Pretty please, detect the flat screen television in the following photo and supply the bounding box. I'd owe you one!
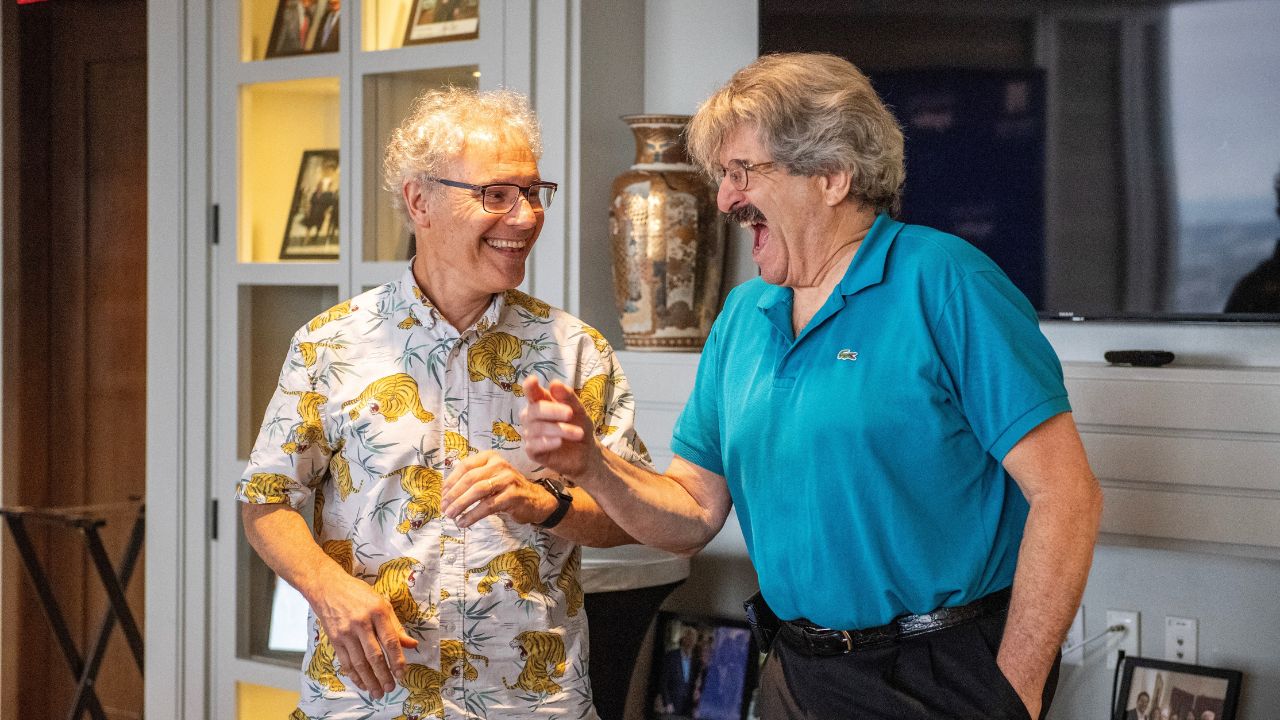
[759,0,1280,321]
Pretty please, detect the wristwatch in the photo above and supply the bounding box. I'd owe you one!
[533,477,573,529]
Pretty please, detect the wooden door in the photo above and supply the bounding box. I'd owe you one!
[2,1,147,718]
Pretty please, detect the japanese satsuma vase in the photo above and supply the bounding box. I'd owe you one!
[608,114,726,351]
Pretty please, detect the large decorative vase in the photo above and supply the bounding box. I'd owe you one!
[609,114,726,351]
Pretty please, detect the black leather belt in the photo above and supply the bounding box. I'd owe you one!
[779,587,1012,656]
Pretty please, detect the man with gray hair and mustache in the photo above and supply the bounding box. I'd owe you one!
[520,52,1102,719]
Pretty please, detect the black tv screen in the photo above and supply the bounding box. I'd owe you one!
[759,0,1280,321]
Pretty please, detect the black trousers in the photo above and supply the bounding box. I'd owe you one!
[758,609,1061,720]
[584,581,684,720]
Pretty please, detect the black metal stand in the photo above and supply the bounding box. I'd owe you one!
[0,500,145,720]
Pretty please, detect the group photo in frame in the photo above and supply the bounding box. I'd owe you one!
[266,0,341,58]
[648,612,761,720]
[403,0,480,46]
[280,149,340,261]
[1113,656,1243,720]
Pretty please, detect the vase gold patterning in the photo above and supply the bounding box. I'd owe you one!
[608,114,726,351]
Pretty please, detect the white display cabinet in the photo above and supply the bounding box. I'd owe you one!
[166,1,649,716]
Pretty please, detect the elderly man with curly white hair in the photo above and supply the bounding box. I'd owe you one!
[238,87,651,720]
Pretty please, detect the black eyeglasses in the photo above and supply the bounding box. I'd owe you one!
[713,159,778,191]
[427,177,558,214]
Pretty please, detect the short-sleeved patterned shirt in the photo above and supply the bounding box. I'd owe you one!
[236,266,651,720]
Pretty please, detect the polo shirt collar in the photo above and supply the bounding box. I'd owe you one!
[755,212,903,315]
[837,212,901,296]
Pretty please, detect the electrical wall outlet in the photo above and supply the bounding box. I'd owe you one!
[1106,609,1140,669]
[1165,616,1198,663]
[1062,606,1085,665]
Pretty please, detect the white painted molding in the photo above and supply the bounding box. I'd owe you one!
[1064,362,1280,557]
[148,0,193,717]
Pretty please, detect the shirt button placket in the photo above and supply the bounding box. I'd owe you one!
[444,332,468,710]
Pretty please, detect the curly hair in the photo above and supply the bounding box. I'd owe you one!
[686,52,905,215]
[383,86,543,226]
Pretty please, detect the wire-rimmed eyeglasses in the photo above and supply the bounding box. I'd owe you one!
[427,177,559,214]
[713,159,778,191]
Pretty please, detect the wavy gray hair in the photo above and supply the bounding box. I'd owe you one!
[383,86,543,226]
[686,52,905,216]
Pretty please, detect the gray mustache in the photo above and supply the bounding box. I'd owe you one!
[726,205,766,226]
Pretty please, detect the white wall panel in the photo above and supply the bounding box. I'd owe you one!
[1065,363,1280,556]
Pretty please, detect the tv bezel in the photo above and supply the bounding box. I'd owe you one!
[757,1,1280,325]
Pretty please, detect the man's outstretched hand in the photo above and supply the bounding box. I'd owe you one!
[519,376,599,479]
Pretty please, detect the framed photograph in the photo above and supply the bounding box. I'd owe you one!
[402,0,480,46]
[1113,656,1242,720]
[648,612,762,720]
[266,0,340,58]
[280,150,340,261]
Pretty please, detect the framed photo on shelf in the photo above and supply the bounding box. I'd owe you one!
[1113,656,1242,720]
[280,150,340,261]
[265,0,340,58]
[402,0,480,46]
[648,612,761,720]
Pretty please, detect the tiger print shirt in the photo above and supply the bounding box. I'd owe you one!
[236,266,652,720]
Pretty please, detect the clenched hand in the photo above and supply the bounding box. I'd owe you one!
[440,450,557,527]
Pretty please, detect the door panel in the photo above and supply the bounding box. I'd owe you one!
[4,1,146,718]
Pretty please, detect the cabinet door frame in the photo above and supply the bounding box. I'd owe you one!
[147,0,213,717]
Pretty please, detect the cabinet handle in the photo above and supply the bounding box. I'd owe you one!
[208,203,220,246]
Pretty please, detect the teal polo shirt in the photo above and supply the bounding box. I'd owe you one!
[671,213,1070,630]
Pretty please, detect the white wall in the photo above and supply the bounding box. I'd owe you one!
[570,1,647,343]
[637,3,1280,719]
[644,1,757,115]
[644,0,761,296]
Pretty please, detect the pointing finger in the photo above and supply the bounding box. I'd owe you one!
[522,375,551,401]
[547,380,579,405]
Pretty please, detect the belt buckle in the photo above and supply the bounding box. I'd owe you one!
[840,630,854,653]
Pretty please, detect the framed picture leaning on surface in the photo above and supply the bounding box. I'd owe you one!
[648,612,761,720]
[1113,656,1242,720]
[402,0,480,46]
[266,0,340,57]
[280,150,340,261]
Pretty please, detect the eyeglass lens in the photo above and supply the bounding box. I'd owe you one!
[716,162,754,191]
[481,184,557,213]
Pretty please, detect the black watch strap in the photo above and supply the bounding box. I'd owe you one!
[535,478,573,529]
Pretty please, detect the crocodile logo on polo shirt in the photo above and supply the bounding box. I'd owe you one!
[836,349,858,361]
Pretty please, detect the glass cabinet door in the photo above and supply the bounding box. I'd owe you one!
[361,64,479,263]
[240,77,342,263]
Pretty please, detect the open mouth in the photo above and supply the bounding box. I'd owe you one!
[751,223,769,258]
[726,205,768,259]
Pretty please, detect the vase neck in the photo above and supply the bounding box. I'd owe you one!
[629,121,691,166]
